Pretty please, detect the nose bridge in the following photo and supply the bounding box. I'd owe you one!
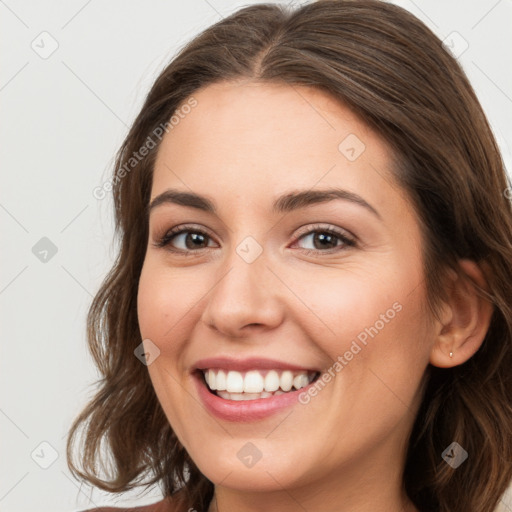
[200,234,284,335]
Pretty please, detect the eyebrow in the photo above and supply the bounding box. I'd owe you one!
[148,187,381,219]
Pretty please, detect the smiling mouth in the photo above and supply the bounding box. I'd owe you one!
[198,368,321,401]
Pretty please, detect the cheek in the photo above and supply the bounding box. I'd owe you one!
[299,254,431,401]
[137,261,200,343]
[137,263,165,341]
[136,262,199,438]
[137,264,188,379]
[286,259,416,351]
[332,279,431,433]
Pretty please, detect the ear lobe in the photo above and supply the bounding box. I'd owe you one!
[429,259,494,369]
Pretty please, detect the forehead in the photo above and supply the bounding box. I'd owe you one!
[158,80,378,158]
[151,80,407,221]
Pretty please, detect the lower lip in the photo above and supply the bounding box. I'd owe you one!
[193,372,317,422]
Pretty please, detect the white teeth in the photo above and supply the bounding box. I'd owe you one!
[217,391,264,401]
[216,370,226,391]
[264,370,280,392]
[293,373,309,389]
[243,371,264,393]
[202,368,317,397]
[207,369,216,390]
[280,370,293,392]
[216,390,282,401]
[226,371,244,393]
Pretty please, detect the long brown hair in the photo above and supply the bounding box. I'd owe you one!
[66,1,512,511]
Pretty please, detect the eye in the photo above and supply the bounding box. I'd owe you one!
[291,224,356,254]
[153,224,217,256]
[153,223,356,256]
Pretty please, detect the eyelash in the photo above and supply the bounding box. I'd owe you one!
[153,223,357,257]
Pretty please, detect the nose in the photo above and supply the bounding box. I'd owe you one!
[200,249,285,338]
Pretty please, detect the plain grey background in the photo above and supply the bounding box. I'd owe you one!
[1,1,511,511]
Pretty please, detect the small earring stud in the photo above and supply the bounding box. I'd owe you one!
[449,351,453,358]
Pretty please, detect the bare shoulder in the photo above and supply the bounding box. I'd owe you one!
[79,496,183,512]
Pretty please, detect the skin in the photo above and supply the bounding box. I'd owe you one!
[137,80,493,512]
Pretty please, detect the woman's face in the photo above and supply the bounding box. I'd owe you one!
[137,80,435,500]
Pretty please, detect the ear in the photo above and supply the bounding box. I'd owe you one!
[429,259,494,368]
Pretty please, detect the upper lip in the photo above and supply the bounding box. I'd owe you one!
[192,357,320,373]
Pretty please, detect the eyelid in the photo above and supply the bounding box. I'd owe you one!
[292,222,356,242]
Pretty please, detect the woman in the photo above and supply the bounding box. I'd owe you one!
[67,1,512,511]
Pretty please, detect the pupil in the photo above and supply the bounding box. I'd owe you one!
[186,232,206,249]
[315,232,336,249]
